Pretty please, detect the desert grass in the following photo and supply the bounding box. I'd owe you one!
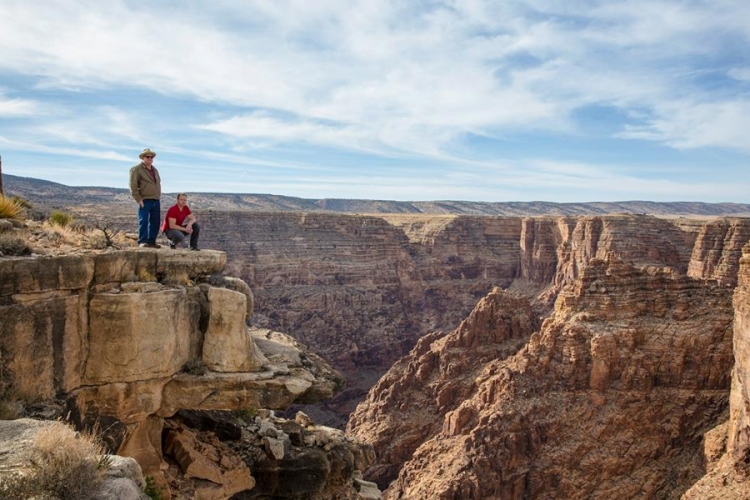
[48,210,74,227]
[0,421,110,500]
[34,220,134,250]
[0,194,24,220]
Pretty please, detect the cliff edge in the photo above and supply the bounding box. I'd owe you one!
[0,232,376,499]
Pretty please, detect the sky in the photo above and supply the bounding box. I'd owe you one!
[0,0,749,203]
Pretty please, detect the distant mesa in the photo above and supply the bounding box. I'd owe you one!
[4,173,750,216]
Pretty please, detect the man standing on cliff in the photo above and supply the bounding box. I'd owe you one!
[129,148,162,248]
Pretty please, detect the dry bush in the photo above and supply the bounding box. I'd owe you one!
[0,233,31,256]
[0,422,109,500]
[37,219,133,251]
[0,194,24,220]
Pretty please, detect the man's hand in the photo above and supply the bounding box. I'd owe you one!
[139,200,144,208]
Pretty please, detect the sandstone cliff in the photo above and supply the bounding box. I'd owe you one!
[192,214,750,425]
[681,242,750,499]
[349,258,735,498]
[0,245,375,499]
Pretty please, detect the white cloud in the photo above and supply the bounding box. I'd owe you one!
[618,99,750,151]
[0,94,38,116]
[0,0,749,201]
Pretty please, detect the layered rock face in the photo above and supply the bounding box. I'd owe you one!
[349,258,736,498]
[681,242,750,498]
[196,214,750,421]
[0,248,374,499]
[209,212,524,376]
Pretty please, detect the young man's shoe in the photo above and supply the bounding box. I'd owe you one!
[169,242,176,249]
[146,243,161,249]
[189,246,200,251]
[139,243,148,248]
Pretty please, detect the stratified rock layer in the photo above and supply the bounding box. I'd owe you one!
[350,258,735,499]
[681,242,750,499]
[200,214,750,411]
[0,248,346,493]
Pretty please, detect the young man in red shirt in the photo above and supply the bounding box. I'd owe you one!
[162,193,201,250]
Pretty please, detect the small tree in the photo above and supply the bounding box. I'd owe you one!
[0,155,4,196]
[94,221,119,248]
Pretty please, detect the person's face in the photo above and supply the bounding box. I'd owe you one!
[177,195,187,207]
[142,154,154,166]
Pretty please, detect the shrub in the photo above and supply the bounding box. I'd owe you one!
[233,407,257,422]
[0,233,31,256]
[49,210,74,227]
[0,422,109,500]
[144,475,167,500]
[0,194,24,220]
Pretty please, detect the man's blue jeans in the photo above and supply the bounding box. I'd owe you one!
[138,199,161,244]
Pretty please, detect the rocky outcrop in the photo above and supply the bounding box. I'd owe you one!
[681,242,750,498]
[687,218,750,287]
[347,289,540,487]
[349,258,735,498]
[192,213,750,424]
[0,248,372,499]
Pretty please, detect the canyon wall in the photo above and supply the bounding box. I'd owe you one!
[681,242,750,498]
[349,259,736,498]
[0,247,374,499]
[194,213,750,422]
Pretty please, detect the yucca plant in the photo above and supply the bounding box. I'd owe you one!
[0,194,24,220]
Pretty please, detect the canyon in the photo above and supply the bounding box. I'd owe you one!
[197,212,750,426]
[5,175,750,498]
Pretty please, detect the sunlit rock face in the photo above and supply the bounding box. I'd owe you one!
[349,257,736,499]
[682,242,750,499]
[199,213,749,420]
[0,249,342,480]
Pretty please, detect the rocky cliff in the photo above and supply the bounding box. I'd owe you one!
[194,213,750,424]
[681,242,750,498]
[349,258,736,498]
[0,244,376,499]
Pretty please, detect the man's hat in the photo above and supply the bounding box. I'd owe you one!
[139,148,157,159]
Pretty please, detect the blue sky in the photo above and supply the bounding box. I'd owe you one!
[0,0,749,202]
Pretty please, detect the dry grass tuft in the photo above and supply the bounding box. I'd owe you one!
[0,421,109,500]
[32,220,132,251]
[0,194,24,220]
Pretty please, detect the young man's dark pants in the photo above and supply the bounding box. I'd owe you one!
[165,222,200,249]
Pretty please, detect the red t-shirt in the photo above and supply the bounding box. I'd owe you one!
[162,204,192,232]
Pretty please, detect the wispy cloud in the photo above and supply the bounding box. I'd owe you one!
[0,92,39,116]
[0,0,748,201]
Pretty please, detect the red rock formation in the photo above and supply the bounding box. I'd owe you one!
[688,218,750,287]
[197,213,750,427]
[347,289,540,487]
[350,258,735,498]
[681,242,750,498]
